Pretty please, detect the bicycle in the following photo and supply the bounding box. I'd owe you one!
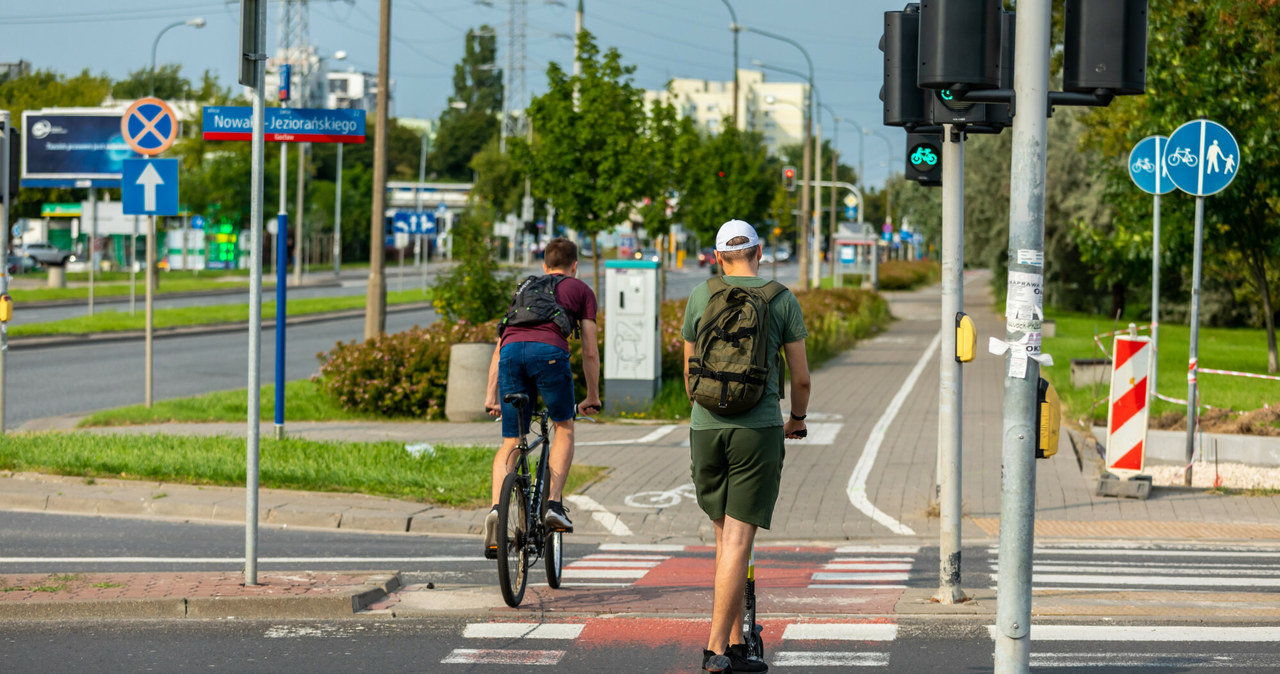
[493,392,591,608]
[1167,147,1197,167]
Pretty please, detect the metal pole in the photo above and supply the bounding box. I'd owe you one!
[333,142,342,276]
[275,139,288,440]
[1150,191,1160,404]
[0,110,9,434]
[936,124,965,604]
[131,216,138,314]
[245,0,268,587]
[145,215,155,407]
[1185,196,1204,486]
[828,132,838,282]
[364,0,391,339]
[811,118,822,288]
[718,0,738,126]
[994,2,1050,672]
[293,141,306,287]
[416,132,427,291]
[798,100,811,290]
[88,188,96,316]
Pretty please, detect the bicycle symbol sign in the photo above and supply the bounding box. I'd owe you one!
[1164,119,1240,197]
[910,144,938,168]
[1128,135,1172,195]
[121,97,178,156]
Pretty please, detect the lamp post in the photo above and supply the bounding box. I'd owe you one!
[324,51,348,278]
[718,0,739,126]
[736,24,814,288]
[865,128,895,243]
[150,17,205,96]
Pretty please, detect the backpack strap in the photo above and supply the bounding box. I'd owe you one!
[756,280,790,399]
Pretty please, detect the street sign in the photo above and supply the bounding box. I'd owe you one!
[1128,135,1173,196]
[845,205,856,220]
[21,109,136,187]
[121,158,179,215]
[843,193,857,208]
[1165,119,1240,197]
[202,106,366,144]
[122,98,178,157]
[191,214,206,230]
[392,210,436,235]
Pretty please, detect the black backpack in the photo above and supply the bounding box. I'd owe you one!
[687,277,787,415]
[498,275,580,339]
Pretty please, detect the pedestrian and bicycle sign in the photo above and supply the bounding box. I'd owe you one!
[1165,119,1240,197]
[122,97,179,156]
[1127,135,1173,196]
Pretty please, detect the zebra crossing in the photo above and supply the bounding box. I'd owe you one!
[997,625,1280,670]
[808,544,918,590]
[558,542,681,587]
[984,542,1280,592]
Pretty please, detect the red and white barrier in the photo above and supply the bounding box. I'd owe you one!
[1105,335,1152,478]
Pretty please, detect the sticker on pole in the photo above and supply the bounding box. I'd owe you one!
[1105,335,1152,479]
[1128,135,1173,196]
[121,97,179,156]
[1164,119,1240,197]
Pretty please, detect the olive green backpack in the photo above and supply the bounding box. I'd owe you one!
[688,276,787,416]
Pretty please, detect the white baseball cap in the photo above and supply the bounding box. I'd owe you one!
[715,219,760,251]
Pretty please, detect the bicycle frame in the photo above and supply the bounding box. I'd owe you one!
[512,407,552,562]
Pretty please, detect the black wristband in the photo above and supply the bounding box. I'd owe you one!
[790,412,806,421]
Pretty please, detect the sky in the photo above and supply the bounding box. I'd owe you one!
[1,0,908,187]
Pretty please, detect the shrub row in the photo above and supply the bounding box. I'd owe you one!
[839,259,942,291]
[318,287,890,419]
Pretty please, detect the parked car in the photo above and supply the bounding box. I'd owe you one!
[634,248,660,263]
[19,242,75,267]
[7,253,37,274]
[697,247,715,267]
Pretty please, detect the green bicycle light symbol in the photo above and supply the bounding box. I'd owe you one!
[940,89,954,101]
[911,146,938,167]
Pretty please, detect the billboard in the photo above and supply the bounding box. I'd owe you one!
[22,108,138,187]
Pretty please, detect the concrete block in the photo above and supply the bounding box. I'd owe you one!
[148,499,220,520]
[0,492,49,511]
[1096,472,1152,499]
[1041,319,1056,338]
[1070,358,1111,389]
[267,505,344,529]
[339,508,412,532]
[446,342,495,422]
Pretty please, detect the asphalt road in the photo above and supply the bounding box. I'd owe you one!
[5,262,802,429]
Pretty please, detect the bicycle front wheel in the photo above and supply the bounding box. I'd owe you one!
[545,530,563,588]
[496,471,529,608]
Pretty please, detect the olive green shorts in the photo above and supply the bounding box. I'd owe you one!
[689,426,786,530]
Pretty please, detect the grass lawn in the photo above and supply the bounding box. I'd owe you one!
[11,288,432,337]
[0,432,604,508]
[9,277,258,302]
[78,379,380,427]
[1042,312,1280,426]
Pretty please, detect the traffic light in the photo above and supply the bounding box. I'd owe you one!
[880,4,928,129]
[917,0,1002,90]
[1063,0,1148,95]
[930,88,986,125]
[782,165,796,191]
[906,132,942,186]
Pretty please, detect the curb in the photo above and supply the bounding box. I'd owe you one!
[0,572,401,621]
[6,302,436,350]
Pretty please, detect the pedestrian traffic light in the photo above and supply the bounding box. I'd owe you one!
[782,165,797,191]
[880,4,928,129]
[917,0,1002,90]
[905,132,942,186]
[1063,0,1148,95]
[955,312,976,363]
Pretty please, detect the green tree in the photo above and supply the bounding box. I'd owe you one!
[431,27,502,181]
[1083,0,1280,371]
[678,120,775,244]
[470,136,523,216]
[515,31,650,289]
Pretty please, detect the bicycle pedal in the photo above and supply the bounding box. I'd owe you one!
[484,546,497,560]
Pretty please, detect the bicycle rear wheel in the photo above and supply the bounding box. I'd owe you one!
[496,472,529,607]
[544,530,563,588]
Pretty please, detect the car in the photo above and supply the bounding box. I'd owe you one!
[634,248,660,263]
[697,247,715,267]
[7,253,37,274]
[19,242,75,267]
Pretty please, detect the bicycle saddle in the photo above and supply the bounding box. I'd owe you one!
[503,393,530,408]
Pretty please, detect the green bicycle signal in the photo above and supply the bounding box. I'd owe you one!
[911,145,938,167]
[940,89,954,101]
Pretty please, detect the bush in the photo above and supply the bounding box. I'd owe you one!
[431,207,517,324]
[876,259,941,290]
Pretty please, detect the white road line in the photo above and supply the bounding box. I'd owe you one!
[834,545,920,555]
[829,557,916,563]
[773,652,890,667]
[823,562,913,571]
[559,582,635,588]
[440,649,564,665]
[811,572,910,582]
[565,560,661,568]
[561,568,649,579]
[578,554,671,561]
[986,625,1280,642]
[0,556,486,564]
[988,573,1280,588]
[807,584,907,589]
[598,543,686,552]
[782,623,898,641]
[985,545,1280,557]
[845,332,939,536]
[565,494,634,537]
[462,623,584,640]
[577,424,678,446]
[1029,653,1268,668]
[1008,564,1280,576]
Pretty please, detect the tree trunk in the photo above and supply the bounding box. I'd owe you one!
[1244,249,1279,373]
[1109,281,1126,321]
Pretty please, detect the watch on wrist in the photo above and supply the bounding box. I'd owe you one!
[790,412,806,421]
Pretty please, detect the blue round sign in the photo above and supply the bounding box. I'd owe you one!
[1128,135,1173,196]
[191,215,205,230]
[1165,119,1241,197]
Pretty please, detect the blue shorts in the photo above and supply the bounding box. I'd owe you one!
[499,341,575,438]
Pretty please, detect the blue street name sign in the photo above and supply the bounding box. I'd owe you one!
[392,210,436,235]
[1128,135,1173,196]
[1165,119,1241,197]
[202,106,366,144]
[121,158,179,216]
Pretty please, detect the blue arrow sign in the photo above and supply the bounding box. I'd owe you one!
[1165,119,1241,197]
[191,214,205,230]
[392,210,436,234]
[121,158,179,216]
[1128,135,1173,195]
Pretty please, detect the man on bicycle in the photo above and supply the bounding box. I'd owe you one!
[683,220,810,673]
[483,237,601,559]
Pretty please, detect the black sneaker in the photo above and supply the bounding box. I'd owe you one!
[727,644,767,673]
[702,650,732,672]
[482,506,499,560]
[544,500,573,533]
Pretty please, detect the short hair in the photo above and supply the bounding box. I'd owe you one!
[544,237,578,270]
[719,236,760,263]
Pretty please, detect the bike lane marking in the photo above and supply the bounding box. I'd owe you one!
[564,493,634,536]
[845,331,941,536]
[576,424,678,446]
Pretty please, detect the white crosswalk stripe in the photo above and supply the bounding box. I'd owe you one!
[442,622,588,665]
[991,624,1280,669]
[774,621,898,668]
[985,543,1280,592]
[560,552,668,587]
[809,546,918,590]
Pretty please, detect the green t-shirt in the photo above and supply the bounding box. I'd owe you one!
[681,275,808,430]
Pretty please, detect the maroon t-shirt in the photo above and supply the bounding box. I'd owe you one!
[501,274,598,351]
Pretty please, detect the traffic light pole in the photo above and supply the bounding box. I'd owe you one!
[935,124,965,605]
[994,2,1051,672]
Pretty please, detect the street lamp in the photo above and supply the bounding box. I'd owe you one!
[865,128,896,225]
[718,0,739,126]
[150,17,205,97]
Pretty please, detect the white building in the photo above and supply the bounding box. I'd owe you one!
[258,47,392,114]
[645,69,808,157]
[326,69,384,113]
